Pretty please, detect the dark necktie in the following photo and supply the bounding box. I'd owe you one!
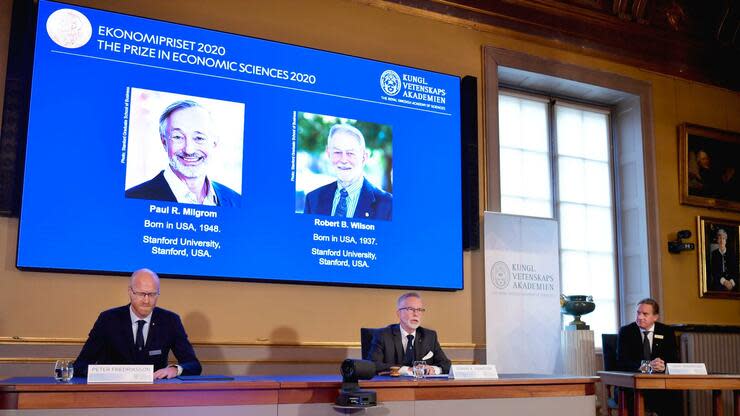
[404,334,415,366]
[135,320,146,351]
[642,331,651,360]
[334,189,349,217]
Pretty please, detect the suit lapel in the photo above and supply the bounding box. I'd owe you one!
[631,323,642,350]
[319,183,337,216]
[354,179,376,219]
[414,328,423,360]
[120,305,136,360]
[651,325,663,359]
[145,308,158,351]
[154,171,177,202]
[626,323,643,361]
[392,325,404,364]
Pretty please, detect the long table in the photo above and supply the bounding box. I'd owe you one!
[0,374,597,415]
[598,371,740,416]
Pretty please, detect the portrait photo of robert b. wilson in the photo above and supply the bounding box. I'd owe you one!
[294,112,393,221]
[124,88,244,207]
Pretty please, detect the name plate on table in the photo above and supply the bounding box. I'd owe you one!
[666,363,707,375]
[87,364,153,384]
[449,365,498,379]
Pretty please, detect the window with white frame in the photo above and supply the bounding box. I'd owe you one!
[498,91,618,347]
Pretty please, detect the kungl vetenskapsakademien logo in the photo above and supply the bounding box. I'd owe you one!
[46,8,93,49]
[490,261,511,289]
[379,70,401,96]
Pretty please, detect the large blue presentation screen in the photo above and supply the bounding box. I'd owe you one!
[17,0,463,289]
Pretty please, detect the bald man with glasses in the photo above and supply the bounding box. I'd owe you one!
[74,269,201,379]
[368,292,451,375]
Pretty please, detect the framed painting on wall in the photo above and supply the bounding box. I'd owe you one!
[697,216,740,299]
[679,123,740,212]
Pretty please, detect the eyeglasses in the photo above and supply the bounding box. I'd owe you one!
[330,148,360,160]
[398,307,426,313]
[168,133,212,145]
[130,288,160,299]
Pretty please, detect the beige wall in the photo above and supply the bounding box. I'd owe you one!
[0,0,737,350]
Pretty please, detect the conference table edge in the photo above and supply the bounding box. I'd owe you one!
[280,376,598,403]
[0,376,599,409]
[598,371,740,390]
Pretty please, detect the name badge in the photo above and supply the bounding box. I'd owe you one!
[666,363,707,375]
[88,364,153,384]
[449,365,498,379]
[149,349,162,356]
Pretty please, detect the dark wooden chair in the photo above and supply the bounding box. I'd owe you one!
[602,334,620,414]
[360,328,380,360]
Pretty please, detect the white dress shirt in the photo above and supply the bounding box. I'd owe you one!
[399,326,441,375]
[641,323,655,350]
[163,166,218,206]
[129,307,152,345]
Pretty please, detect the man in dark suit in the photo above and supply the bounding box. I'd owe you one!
[74,269,201,379]
[709,228,738,292]
[368,292,451,375]
[125,100,240,207]
[303,124,392,220]
[617,298,681,415]
[126,170,240,207]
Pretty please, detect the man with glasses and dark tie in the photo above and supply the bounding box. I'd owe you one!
[368,292,451,375]
[303,123,392,220]
[73,269,201,379]
[616,298,680,415]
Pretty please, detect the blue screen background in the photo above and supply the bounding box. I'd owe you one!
[17,0,463,290]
